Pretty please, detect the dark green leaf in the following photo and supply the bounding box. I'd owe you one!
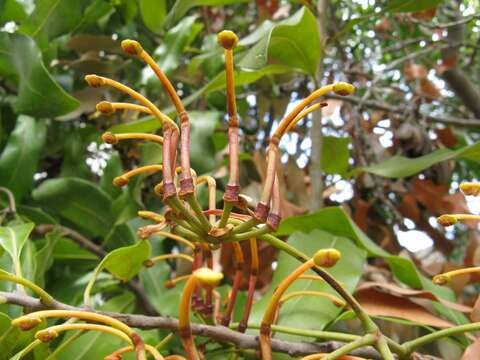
[0,116,46,201]
[354,141,480,178]
[32,177,114,237]
[0,0,27,26]
[19,0,89,41]
[384,0,442,13]
[34,228,62,286]
[1,33,79,117]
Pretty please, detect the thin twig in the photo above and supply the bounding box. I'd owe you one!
[1,290,382,358]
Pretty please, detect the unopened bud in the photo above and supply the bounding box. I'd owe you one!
[85,74,105,87]
[36,329,58,342]
[97,101,116,115]
[193,268,223,287]
[313,248,341,268]
[437,215,457,227]
[333,82,355,96]
[460,182,480,196]
[102,132,118,144]
[121,39,143,56]
[432,274,451,285]
[113,176,129,187]
[13,316,42,331]
[217,30,238,50]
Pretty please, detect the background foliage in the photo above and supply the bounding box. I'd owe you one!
[0,0,480,359]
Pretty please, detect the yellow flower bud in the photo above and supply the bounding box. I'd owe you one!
[121,39,143,56]
[432,274,451,285]
[36,328,59,342]
[217,30,239,50]
[85,74,105,87]
[460,182,480,196]
[313,248,341,268]
[113,176,129,187]
[97,101,116,115]
[193,267,223,287]
[12,316,42,331]
[333,82,355,96]
[437,215,457,227]
[102,132,118,144]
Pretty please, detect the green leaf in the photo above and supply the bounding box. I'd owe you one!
[0,223,34,277]
[53,237,98,261]
[239,7,321,75]
[354,141,480,178]
[100,151,123,198]
[19,0,89,42]
[165,0,249,25]
[154,15,202,75]
[83,240,151,305]
[0,0,27,26]
[250,229,366,340]
[139,0,167,33]
[32,177,114,237]
[34,229,62,286]
[189,111,220,173]
[322,136,350,175]
[277,207,467,325]
[0,33,79,117]
[0,116,46,201]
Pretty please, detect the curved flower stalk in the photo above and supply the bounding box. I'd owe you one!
[12,310,147,359]
[0,269,54,305]
[105,344,164,360]
[260,249,342,360]
[237,237,259,333]
[178,268,223,359]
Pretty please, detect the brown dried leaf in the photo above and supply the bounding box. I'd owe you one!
[356,287,454,328]
[419,78,442,99]
[410,7,437,20]
[404,63,428,81]
[398,194,421,222]
[435,127,457,148]
[357,281,472,313]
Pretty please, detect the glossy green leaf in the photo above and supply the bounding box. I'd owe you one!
[0,33,79,117]
[16,205,58,225]
[154,15,202,75]
[239,7,321,75]
[354,141,480,178]
[34,228,62,286]
[250,229,366,340]
[83,240,151,305]
[0,222,34,277]
[139,0,167,33]
[19,0,89,42]
[0,116,46,201]
[322,136,350,175]
[53,237,98,262]
[32,177,114,237]
[277,207,467,325]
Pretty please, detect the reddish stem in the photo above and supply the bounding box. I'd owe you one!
[220,242,245,326]
[204,248,214,319]
[238,238,259,333]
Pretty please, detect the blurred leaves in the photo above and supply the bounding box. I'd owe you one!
[0,33,79,117]
[0,222,34,276]
[32,177,114,237]
[0,116,46,201]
